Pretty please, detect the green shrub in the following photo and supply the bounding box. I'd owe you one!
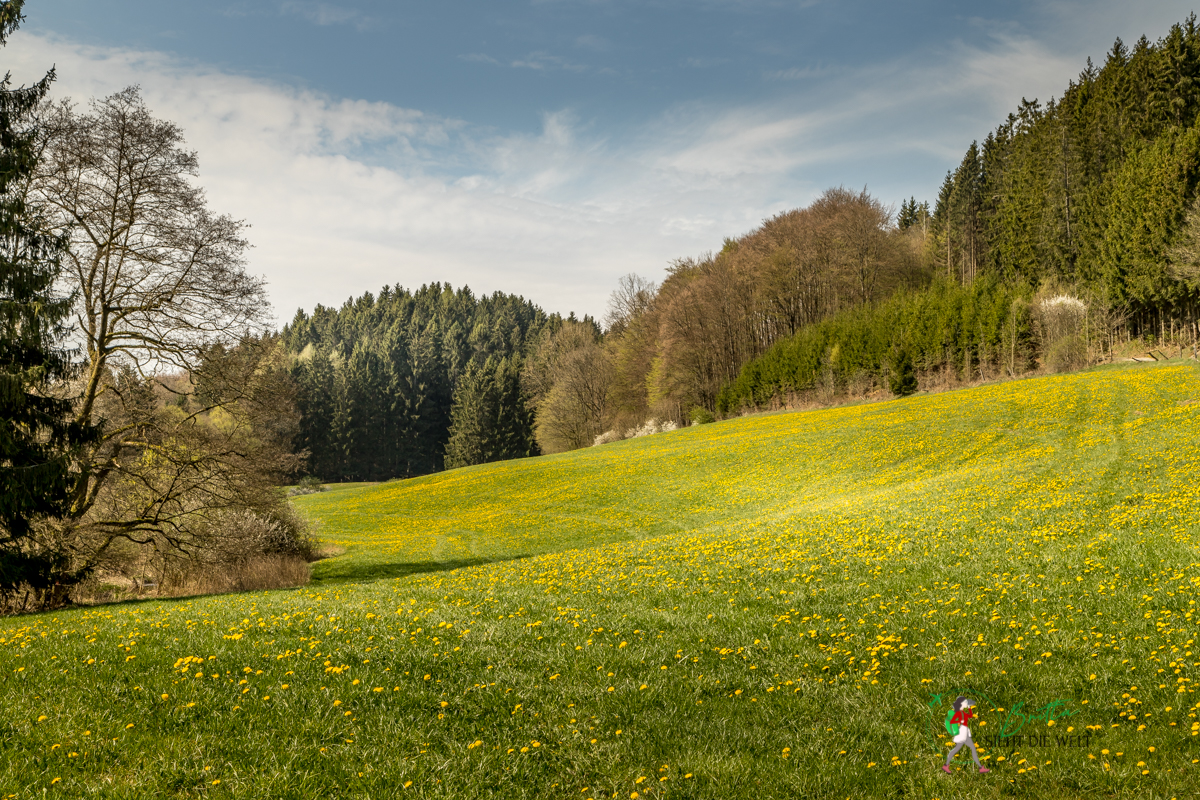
[289,476,325,496]
[1045,333,1087,373]
[889,349,918,397]
[718,277,1034,412]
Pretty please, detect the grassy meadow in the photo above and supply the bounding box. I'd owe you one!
[2,362,1199,798]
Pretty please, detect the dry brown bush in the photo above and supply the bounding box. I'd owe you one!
[61,507,315,606]
[156,554,311,598]
[71,554,310,605]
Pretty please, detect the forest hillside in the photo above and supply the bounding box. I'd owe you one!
[282,16,1200,483]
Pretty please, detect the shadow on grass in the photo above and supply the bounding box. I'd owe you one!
[310,553,532,585]
[37,555,532,614]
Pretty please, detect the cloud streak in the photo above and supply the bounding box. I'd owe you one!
[461,50,616,75]
[279,1,371,31]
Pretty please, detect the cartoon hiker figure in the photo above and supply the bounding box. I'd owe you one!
[942,696,990,774]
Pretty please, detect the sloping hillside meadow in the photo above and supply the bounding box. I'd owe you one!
[2,363,1199,799]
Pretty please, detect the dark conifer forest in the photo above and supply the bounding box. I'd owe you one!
[931,18,1200,323]
[282,284,570,481]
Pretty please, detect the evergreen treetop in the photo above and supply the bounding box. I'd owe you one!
[0,0,95,604]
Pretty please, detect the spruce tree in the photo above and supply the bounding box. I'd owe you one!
[444,358,494,469]
[292,347,338,481]
[445,355,538,470]
[0,0,92,603]
[409,320,452,475]
[888,348,918,397]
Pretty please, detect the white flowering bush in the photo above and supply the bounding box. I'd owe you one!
[593,418,680,446]
[628,418,679,438]
[1035,293,1088,373]
[593,429,624,446]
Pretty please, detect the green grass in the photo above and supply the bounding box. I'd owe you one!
[3,362,1200,799]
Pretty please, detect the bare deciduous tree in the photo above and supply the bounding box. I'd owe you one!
[603,274,659,427]
[818,187,895,305]
[652,254,758,415]
[34,87,266,399]
[17,87,303,596]
[523,321,611,453]
[604,273,656,335]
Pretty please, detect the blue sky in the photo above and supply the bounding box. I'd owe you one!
[9,1,1199,322]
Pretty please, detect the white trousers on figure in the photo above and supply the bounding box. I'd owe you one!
[946,726,981,767]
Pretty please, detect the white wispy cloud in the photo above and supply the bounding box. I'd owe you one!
[682,56,732,69]
[662,25,1081,182]
[763,64,835,81]
[510,51,592,73]
[574,34,612,52]
[279,1,371,31]
[460,48,618,76]
[5,34,701,321]
[459,53,501,65]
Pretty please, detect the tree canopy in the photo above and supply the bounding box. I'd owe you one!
[283,284,558,480]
